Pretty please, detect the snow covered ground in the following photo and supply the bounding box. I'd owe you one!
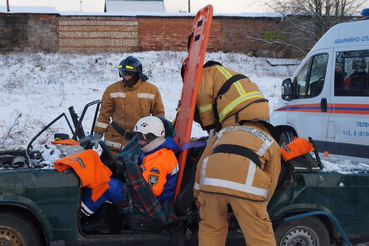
[2,50,369,245]
[1,51,369,173]
[0,51,292,149]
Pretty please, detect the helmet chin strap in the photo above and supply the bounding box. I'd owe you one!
[123,78,134,87]
[123,73,139,87]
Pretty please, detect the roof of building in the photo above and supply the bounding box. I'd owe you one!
[105,0,165,12]
[0,6,282,18]
[0,6,59,14]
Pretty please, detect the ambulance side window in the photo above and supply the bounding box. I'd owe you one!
[307,54,328,97]
[294,53,328,99]
[294,59,310,98]
[335,49,369,96]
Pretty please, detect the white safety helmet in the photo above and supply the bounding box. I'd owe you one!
[134,116,166,152]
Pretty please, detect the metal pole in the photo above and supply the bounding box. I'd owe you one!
[6,0,10,12]
[188,0,190,13]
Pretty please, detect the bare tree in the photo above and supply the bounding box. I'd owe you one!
[264,0,366,57]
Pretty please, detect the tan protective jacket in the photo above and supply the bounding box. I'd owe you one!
[194,122,281,202]
[94,80,164,151]
[194,65,280,202]
[197,65,269,130]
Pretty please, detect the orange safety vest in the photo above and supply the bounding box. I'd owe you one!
[141,148,178,197]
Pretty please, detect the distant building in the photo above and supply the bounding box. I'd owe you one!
[105,0,166,12]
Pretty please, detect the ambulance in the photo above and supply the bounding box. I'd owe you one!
[270,14,369,163]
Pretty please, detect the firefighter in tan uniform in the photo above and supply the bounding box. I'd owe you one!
[193,61,281,246]
[92,56,165,155]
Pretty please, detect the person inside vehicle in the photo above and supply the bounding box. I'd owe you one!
[193,61,281,246]
[91,56,165,156]
[334,63,345,90]
[344,57,368,90]
[81,116,179,224]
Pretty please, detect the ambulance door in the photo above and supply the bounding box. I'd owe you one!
[287,51,332,151]
[332,48,369,160]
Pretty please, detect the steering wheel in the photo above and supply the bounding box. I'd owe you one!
[308,137,322,169]
[99,140,125,178]
[317,77,325,89]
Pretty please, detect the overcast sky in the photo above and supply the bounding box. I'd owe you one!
[1,0,272,13]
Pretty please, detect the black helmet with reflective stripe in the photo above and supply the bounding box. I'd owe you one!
[118,56,142,74]
[118,56,148,87]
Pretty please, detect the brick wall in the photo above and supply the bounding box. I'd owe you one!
[0,13,287,57]
[138,17,194,51]
[0,13,58,52]
[221,17,279,54]
[58,16,139,53]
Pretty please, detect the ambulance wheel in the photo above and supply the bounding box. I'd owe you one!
[279,131,295,146]
[274,216,330,246]
[0,211,42,246]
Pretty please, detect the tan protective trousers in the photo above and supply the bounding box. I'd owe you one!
[197,192,276,246]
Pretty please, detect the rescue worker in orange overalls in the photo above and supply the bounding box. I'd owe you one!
[92,56,165,155]
[193,61,281,246]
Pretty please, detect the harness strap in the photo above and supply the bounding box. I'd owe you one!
[239,120,279,143]
[232,98,269,123]
[212,144,261,169]
[216,74,248,98]
[213,74,248,121]
[111,121,135,140]
[179,140,207,151]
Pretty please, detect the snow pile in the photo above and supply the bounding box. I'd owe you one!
[33,143,85,169]
[321,157,369,174]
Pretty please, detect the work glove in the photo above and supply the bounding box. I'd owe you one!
[91,133,103,149]
[207,128,216,143]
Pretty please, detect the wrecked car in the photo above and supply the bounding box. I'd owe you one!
[1,100,369,246]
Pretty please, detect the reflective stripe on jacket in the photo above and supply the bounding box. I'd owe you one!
[94,80,165,148]
[194,123,281,202]
[197,65,268,128]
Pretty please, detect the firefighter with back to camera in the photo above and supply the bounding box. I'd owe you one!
[193,61,281,246]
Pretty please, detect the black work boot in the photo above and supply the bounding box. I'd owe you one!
[82,203,121,234]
